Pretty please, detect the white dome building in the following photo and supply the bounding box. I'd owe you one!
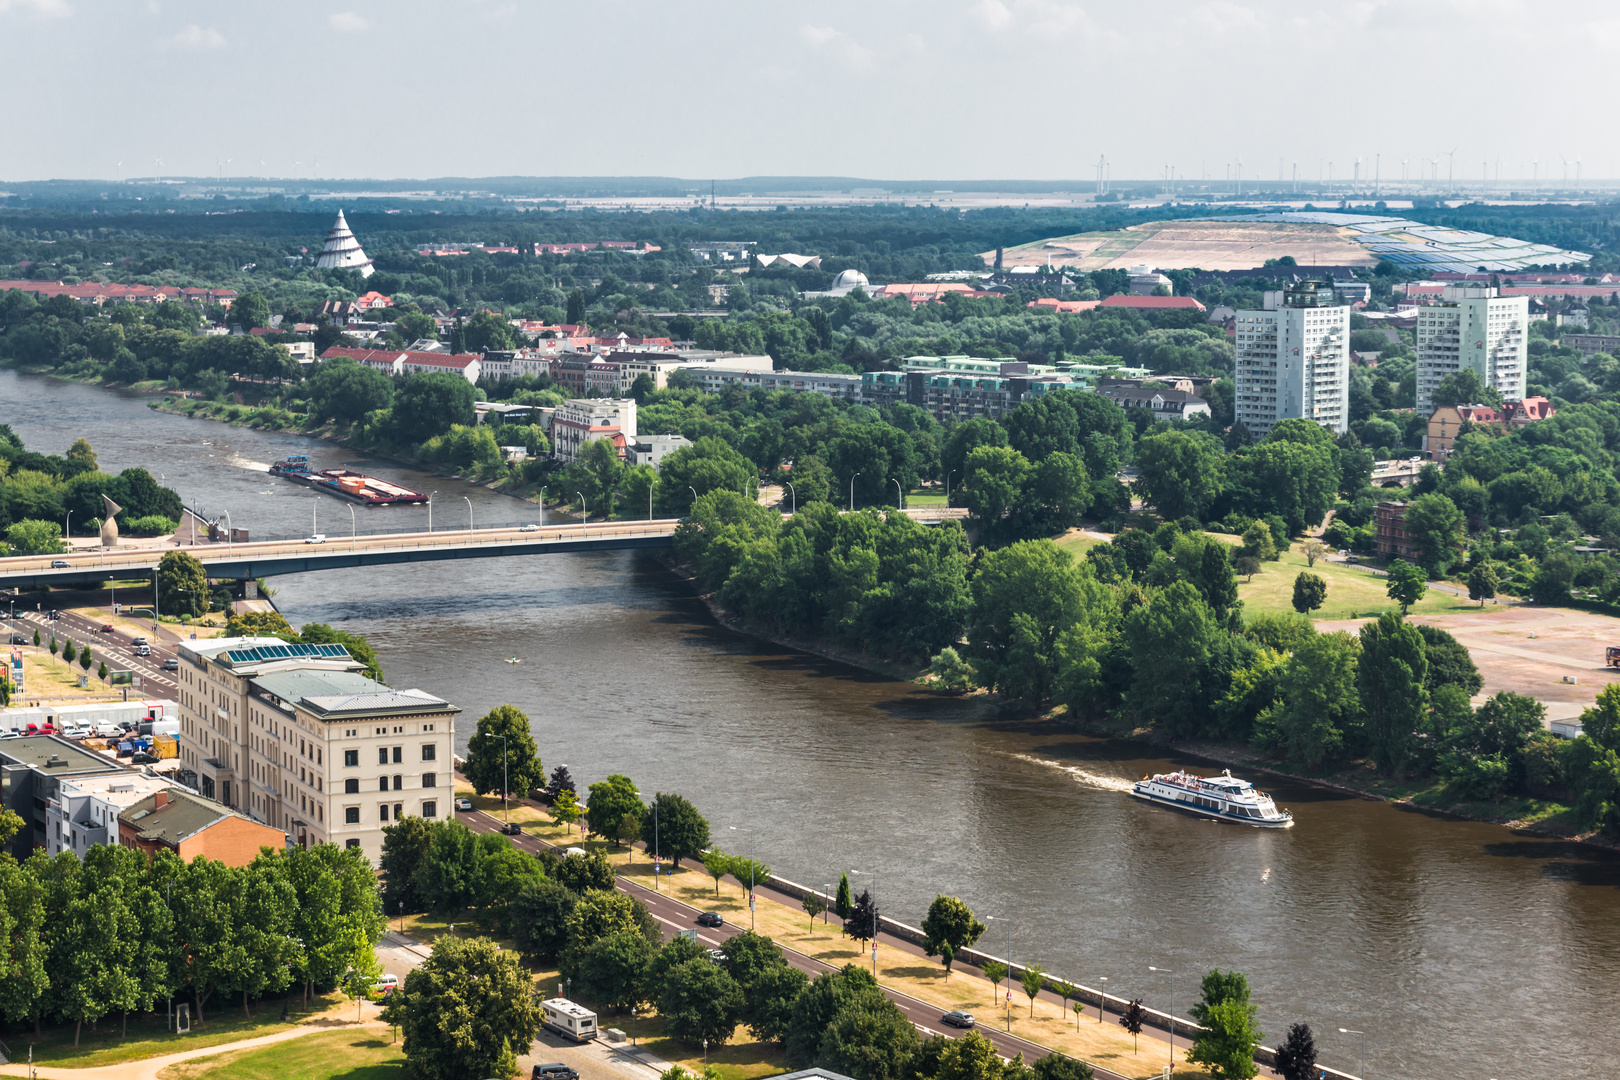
[831,269,870,290]
[315,209,374,278]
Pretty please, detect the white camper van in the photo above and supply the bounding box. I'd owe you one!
[540,998,598,1041]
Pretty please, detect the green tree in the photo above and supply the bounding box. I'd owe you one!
[586,774,643,846]
[1124,580,1227,737]
[230,291,271,331]
[927,647,976,692]
[659,438,757,516]
[1020,962,1046,1017]
[1119,999,1145,1052]
[965,540,1089,703]
[6,519,64,555]
[960,445,1030,527]
[1358,612,1429,775]
[507,878,577,959]
[802,893,826,927]
[982,960,1006,998]
[66,438,97,469]
[97,660,107,680]
[563,889,659,958]
[462,310,520,353]
[463,705,543,802]
[660,958,744,1046]
[0,854,49,1032]
[156,549,209,618]
[741,959,808,1043]
[551,788,582,832]
[843,889,878,949]
[573,929,657,1012]
[550,850,616,895]
[1189,997,1263,1079]
[786,964,915,1073]
[379,816,437,915]
[567,289,586,325]
[1236,520,1276,562]
[1031,1052,1095,1080]
[1467,562,1499,606]
[1384,559,1429,613]
[1291,572,1327,615]
[921,895,985,960]
[643,792,710,868]
[703,849,733,898]
[390,371,477,442]
[1135,429,1225,520]
[1273,1023,1318,1080]
[396,935,541,1080]
[730,856,771,897]
[834,872,852,920]
[1402,493,1465,575]
[169,855,242,1024]
[79,642,92,670]
[1233,420,1340,535]
[305,358,394,423]
[1268,631,1360,770]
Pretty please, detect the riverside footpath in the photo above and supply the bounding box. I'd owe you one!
[453,775,1357,1080]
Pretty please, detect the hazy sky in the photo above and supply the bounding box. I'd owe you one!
[3,0,1617,184]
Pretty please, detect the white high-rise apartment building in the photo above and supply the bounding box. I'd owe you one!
[1234,281,1350,437]
[1415,285,1528,414]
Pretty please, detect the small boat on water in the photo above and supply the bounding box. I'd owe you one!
[1131,769,1293,828]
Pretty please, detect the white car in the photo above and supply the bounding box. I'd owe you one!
[304,534,326,545]
[521,524,540,532]
[454,797,474,812]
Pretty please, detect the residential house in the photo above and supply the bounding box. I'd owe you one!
[552,399,637,464]
[117,788,287,867]
[318,346,481,383]
[628,434,693,469]
[1375,501,1421,560]
[1098,295,1208,313]
[47,773,173,857]
[0,736,126,858]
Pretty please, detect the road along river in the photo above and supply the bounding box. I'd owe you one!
[4,370,1617,1079]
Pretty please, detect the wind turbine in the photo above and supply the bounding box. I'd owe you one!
[154,158,163,182]
[1445,145,1459,193]
[116,160,122,184]
[1559,154,1568,184]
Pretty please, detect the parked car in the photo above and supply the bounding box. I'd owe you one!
[372,973,399,993]
[501,822,522,835]
[532,1064,579,1080]
[941,1010,975,1029]
[454,798,473,812]
[50,560,70,568]
[48,610,60,620]
[162,658,179,671]
[696,912,724,928]
[131,752,160,765]
[100,623,114,633]
[304,534,326,544]
[707,948,727,964]
[521,523,540,532]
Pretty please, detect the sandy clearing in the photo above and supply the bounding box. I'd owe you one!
[988,220,1375,271]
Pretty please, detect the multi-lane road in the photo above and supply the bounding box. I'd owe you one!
[5,601,181,699]
[453,800,1165,1080]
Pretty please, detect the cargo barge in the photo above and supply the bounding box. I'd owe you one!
[268,456,429,506]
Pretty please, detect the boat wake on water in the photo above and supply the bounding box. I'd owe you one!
[1007,753,1136,793]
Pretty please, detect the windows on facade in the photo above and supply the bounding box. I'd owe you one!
[422,800,437,818]
[378,748,388,765]
[344,806,359,824]
[422,773,436,788]
[345,838,360,849]
[422,744,437,761]
[380,804,390,822]
[345,749,358,767]
[379,777,390,792]
[345,778,359,795]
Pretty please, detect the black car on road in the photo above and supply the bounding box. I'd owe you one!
[941,1010,976,1028]
[696,912,723,928]
[501,822,522,835]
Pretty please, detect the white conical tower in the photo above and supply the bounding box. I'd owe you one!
[315,209,374,277]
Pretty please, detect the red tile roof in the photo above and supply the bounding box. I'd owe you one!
[1027,298,1102,313]
[1098,295,1207,311]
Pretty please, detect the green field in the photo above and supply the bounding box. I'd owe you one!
[22,994,344,1068]
[159,1029,403,1080]
[1238,545,1477,620]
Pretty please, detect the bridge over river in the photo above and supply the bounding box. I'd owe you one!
[0,507,968,591]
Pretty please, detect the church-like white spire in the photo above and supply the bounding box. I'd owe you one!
[315,209,374,277]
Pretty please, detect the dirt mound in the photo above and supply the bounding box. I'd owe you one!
[989,220,1374,272]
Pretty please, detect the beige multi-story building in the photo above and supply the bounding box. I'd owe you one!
[1234,280,1350,437]
[175,637,459,863]
[1416,285,1528,414]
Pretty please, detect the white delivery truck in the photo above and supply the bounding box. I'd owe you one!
[540,998,598,1041]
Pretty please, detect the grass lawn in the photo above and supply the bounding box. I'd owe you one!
[905,488,948,508]
[625,1013,789,1080]
[20,644,120,698]
[1052,530,1104,561]
[158,1028,403,1080]
[1238,544,1478,621]
[22,994,347,1068]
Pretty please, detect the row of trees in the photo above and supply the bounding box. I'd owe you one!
[0,841,383,1042]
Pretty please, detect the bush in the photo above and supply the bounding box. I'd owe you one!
[124,515,178,537]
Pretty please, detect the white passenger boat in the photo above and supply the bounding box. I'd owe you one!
[1131,769,1293,828]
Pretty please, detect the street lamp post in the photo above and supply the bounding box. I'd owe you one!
[891,478,902,511]
[539,488,545,529]
[463,496,473,542]
[783,482,795,516]
[1098,975,1108,1023]
[1150,966,1175,1077]
[849,472,860,512]
[348,505,356,552]
[498,733,509,822]
[576,492,587,535]
[221,510,232,551]
[641,794,660,891]
[822,882,831,923]
[428,491,438,533]
[64,511,72,552]
[1339,1028,1366,1080]
[687,486,698,514]
[986,915,1013,1031]
[728,825,756,930]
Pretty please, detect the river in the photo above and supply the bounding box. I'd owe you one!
[3,369,1613,1080]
